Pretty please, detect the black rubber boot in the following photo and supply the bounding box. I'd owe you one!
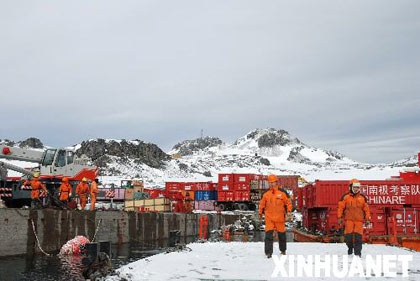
[278,232,287,254]
[345,233,353,255]
[265,231,274,257]
[354,233,362,257]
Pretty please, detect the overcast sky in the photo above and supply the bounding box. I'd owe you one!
[1,0,419,164]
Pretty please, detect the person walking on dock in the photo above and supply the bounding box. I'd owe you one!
[259,174,292,258]
[337,179,371,257]
[76,177,90,210]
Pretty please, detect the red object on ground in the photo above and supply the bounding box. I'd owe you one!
[59,236,90,255]
[199,215,209,240]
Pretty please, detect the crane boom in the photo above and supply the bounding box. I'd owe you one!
[0,144,44,163]
[0,160,35,179]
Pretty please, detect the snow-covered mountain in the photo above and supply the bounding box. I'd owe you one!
[165,128,379,183]
[84,128,417,187]
[1,130,418,188]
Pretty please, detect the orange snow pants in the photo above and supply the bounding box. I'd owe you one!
[265,218,286,232]
[344,220,364,235]
[79,196,87,210]
[90,194,97,210]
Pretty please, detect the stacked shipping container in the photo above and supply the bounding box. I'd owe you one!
[165,181,216,211]
[299,176,420,238]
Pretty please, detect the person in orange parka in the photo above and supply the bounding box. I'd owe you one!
[184,192,194,213]
[259,174,292,258]
[23,174,48,209]
[76,177,90,210]
[337,179,371,257]
[59,177,72,206]
[90,178,99,211]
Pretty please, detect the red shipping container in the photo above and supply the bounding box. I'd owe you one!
[218,191,234,202]
[301,206,420,237]
[165,182,184,191]
[234,174,253,184]
[302,209,320,232]
[297,188,303,210]
[308,180,420,208]
[233,191,250,202]
[400,171,420,181]
[218,183,234,192]
[364,206,387,236]
[219,173,234,184]
[278,175,299,189]
[391,207,419,235]
[279,175,299,206]
[183,183,196,191]
[195,182,214,191]
[233,183,250,191]
[194,200,217,211]
[165,190,194,200]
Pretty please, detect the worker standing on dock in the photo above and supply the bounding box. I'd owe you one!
[337,179,371,257]
[90,178,99,210]
[59,177,72,206]
[76,177,90,210]
[23,173,48,209]
[259,174,293,258]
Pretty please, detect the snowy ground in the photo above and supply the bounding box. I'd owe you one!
[106,242,420,281]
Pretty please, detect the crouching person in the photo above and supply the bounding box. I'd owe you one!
[259,174,292,258]
[337,179,371,257]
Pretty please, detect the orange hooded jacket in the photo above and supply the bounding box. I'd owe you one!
[24,179,47,199]
[59,182,72,201]
[337,192,371,222]
[259,187,292,223]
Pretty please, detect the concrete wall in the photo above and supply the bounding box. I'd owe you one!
[0,209,239,257]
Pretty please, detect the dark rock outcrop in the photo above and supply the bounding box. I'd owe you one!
[75,139,170,169]
[1,137,44,149]
[287,146,311,163]
[172,137,223,156]
[257,129,298,148]
[19,137,44,149]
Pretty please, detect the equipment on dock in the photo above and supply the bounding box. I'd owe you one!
[0,144,98,208]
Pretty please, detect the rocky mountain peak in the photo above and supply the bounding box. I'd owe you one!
[0,137,44,149]
[234,128,302,148]
[171,137,223,156]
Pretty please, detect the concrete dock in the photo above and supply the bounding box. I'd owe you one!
[0,209,239,257]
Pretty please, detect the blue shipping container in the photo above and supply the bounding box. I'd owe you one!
[195,191,217,201]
